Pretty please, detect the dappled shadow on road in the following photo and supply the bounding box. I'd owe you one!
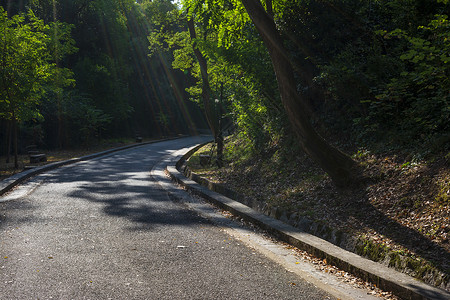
[0,199,46,230]
[68,178,208,232]
[38,138,212,232]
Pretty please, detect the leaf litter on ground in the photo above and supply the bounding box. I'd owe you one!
[187,138,449,292]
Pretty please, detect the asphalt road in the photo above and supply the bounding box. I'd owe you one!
[1,136,334,299]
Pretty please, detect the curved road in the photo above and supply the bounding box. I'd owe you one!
[1,137,333,299]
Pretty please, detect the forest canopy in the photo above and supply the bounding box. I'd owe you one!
[1,0,449,183]
[1,0,205,162]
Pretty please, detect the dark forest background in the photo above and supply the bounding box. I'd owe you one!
[1,0,449,163]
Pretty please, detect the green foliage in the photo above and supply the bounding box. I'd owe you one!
[182,0,250,48]
[68,1,134,122]
[78,107,112,147]
[376,15,449,135]
[356,237,389,262]
[222,133,254,164]
[354,14,449,151]
[435,179,450,205]
[58,91,112,147]
[146,0,181,56]
[74,55,132,121]
[0,0,204,153]
[0,7,75,123]
[153,0,283,149]
[156,111,171,135]
[275,0,450,154]
[2,0,447,159]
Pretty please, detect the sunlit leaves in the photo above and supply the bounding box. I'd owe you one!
[0,7,74,122]
[182,0,250,48]
[370,14,450,142]
[156,0,281,145]
[173,47,195,71]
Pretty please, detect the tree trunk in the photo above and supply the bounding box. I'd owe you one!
[216,127,224,168]
[241,0,358,187]
[187,18,218,138]
[58,102,64,149]
[12,117,18,169]
[187,18,225,167]
[5,119,11,164]
[216,83,224,168]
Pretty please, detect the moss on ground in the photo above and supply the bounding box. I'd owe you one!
[355,238,389,262]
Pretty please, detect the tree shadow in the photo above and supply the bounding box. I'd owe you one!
[39,137,213,231]
[0,199,46,230]
[1,137,211,233]
[343,195,449,272]
[202,149,450,283]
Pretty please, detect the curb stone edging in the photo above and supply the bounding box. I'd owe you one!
[165,143,450,300]
[178,153,449,290]
[0,136,185,196]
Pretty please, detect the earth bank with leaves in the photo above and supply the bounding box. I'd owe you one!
[187,136,450,291]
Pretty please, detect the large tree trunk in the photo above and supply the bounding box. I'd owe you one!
[187,18,224,167]
[241,0,358,187]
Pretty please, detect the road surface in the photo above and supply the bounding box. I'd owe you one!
[1,137,334,299]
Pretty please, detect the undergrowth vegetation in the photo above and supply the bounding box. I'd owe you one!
[182,4,450,287]
[187,134,449,289]
[212,0,450,160]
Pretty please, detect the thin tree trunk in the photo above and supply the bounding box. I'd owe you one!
[5,119,11,164]
[12,117,18,169]
[216,83,224,168]
[188,18,225,167]
[58,102,64,149]
[241,0,358,187]
[187,18,218,138]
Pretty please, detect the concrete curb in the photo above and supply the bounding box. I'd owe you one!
[0,136,184,196]
[165,144,450,300]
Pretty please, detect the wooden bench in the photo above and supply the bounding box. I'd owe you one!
[30,153,47,163]
[26,145,47,163]
[26,145,37,153]
[135,132,143,142]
